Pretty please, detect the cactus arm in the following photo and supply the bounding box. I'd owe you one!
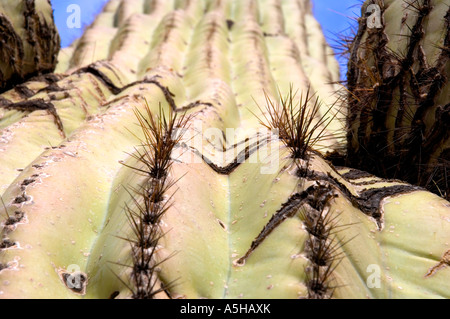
[0,0,60,92]
[346,0,450,198]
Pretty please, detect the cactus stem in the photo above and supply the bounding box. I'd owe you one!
[116,101,191,299]
[346,0,450,200]
[175,134,273,175]
[254,86,341,160]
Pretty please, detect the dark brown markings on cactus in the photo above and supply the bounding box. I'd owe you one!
[36,82,65,94]
[0,96,12,107]
[0,239,16,250]
[226,19,235,30]
[340,169,374,181]
[0,98,65,137]
[0,263,7,272]
[32,163,44,170]
[78,64,218,115]
[346,0,450,199]
[0,13,25,91]
[236,184,336,265]
[176,100,214,113]
[14,84,35,98]
[13,193,31,205]
[355,185,423,225]
[205,20,220,69]
[178,132,256,153]
[263,32,282,38]
[79,65,179,110]
[20,175,39,191]
[158,13,178,53]
[205,143,261,174]
[297,165,423,229]
[254,86,341,160]
[425,250,450,278]
[4,211,25,227]
[109,291,120,299]
[217,219,227,230]
[181,135,271,175]
[99,61,125,87]
[76,65,122,95]
[32,73,66,85]
[398,1,445,176]
[11,74,66,97]
[0,0,60,92]
[23,0,60,69]
[138,76,177,111]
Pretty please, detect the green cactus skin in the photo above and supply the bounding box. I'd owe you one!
[346,0,450,200]
[0,0,449,299]
[0,0,60,92]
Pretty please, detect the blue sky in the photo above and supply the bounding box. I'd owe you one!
[51,0,361,79]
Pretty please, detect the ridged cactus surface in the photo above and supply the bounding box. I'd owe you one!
[0,0,60,92]
[347,0,450,199]
[0,0,449,299]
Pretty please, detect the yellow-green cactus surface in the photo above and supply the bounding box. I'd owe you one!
[0,0,60,92]
[0,0,449,299]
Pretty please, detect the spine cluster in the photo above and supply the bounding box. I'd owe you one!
[120,102,191,299]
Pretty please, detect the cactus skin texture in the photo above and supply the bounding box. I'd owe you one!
[0,0,449,299]
[0,0,60,92]
[346,0,450,200]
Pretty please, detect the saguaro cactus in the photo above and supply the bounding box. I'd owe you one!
[0,0,60,92]
[346,0,450,199]
[0,0,449,299]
